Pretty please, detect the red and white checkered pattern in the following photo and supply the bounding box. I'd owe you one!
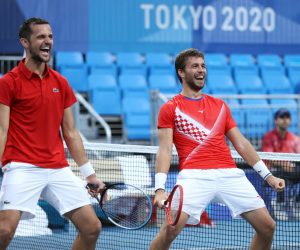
[175,114,209,143]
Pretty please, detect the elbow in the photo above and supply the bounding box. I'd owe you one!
[62,128,78,143]
[234,138,250,154]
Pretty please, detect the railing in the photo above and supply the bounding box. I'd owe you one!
[0,55,54,74]
[75,93,112,143]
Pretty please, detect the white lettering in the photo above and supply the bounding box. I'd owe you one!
[140,4,276,33]
[203,6,217,31]
[156,4,170,29]
[189,6,202,30]
[173,5,188,30]
[263,8,275,32]
[140,4,154,29]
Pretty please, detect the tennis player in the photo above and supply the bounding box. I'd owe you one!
[0,18,104,250]
[150,48,285,250]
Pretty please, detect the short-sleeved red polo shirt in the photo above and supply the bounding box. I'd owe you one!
[0,60,76,168]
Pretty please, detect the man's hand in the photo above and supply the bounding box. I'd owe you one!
[266,175,285,192]
[86,174,106,196]
[154,189,168,209]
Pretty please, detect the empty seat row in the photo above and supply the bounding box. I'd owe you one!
[56,52,175,78]
[206,53,300,68]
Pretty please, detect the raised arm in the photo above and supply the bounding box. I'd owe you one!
[226,127,285,192]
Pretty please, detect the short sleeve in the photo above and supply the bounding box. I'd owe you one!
[0,76,15,107]
[63,79,77,109]
[157,102,175,129]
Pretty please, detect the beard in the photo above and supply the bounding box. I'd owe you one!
[186,79,205,92]
[29,47,50,63]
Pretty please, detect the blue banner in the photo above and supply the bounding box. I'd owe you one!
[0,0,300,54]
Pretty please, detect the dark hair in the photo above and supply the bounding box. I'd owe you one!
[19,17,49,40]
[175,48,205,83]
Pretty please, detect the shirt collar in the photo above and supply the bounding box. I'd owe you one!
[19,59,50,79]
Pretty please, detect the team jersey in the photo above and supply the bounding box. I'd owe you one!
[158,94,237,170]
[0,60,76,168]
[262,129,300,153]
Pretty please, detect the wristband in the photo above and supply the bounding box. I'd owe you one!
[253,160,272,180]
[155,173,167,192]
[79,162,95,178]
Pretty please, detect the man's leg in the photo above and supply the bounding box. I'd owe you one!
[0,210,22,250]
[149,211,189,250]
[242,207,275,250]
[65,205,101,250]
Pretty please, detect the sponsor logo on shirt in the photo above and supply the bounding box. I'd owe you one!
[53,88,60,93]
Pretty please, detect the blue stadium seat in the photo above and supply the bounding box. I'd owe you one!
[116,52,147,76]
[284,55,300,68]
[230,54,255,67]
[60,65,88,92]
[257,54,282,67]
[205,53,228,67]
[224,99,246,134]
[56,51,84,70]
[88,74,117,90]
[263,75,293,94]
[206,65,237,94]
[88,74,121,116]
[148,74,179,94]
[241,99,272,138]
[233,65,259,78]
[235,75,266,94]
[122,97,151,140]
[145,52,173,66]
[119,74,149,98]
[86,51,117,77]
[287,67,300,88]
[145,52,174,75]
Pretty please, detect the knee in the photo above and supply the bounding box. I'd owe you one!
[164,225,180,242]
[84,220,102,239]
[260,219,276,238]
[88,220,102,238]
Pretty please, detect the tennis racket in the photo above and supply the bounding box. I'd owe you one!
[87,183,153,230]
[162,184,183,226]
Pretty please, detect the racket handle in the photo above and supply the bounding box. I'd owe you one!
[86,183,99,190]
[161,200,167,207]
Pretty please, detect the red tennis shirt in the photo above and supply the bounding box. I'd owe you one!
[0,60,76,168]
[262,129,300,153]
[158,94,237,170]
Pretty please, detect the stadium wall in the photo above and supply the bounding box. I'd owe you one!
[1,0,300,54]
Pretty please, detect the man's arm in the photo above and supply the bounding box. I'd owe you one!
[0,104,10,163]
[154,128,173,208]
[226,127,285,192]
[61,107,104,190]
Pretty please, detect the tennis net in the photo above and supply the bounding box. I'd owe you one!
[7,142,300,250]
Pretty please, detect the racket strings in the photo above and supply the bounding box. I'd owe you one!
[101,185,152,229]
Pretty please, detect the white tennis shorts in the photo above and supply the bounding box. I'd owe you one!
[0,162,90,220]
[176,168,266,225]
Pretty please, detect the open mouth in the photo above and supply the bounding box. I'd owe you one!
[195,75,205,81]
[40,48,50,56]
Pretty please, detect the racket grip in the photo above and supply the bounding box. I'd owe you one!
[86,183,99,190]
[161,200,167,207]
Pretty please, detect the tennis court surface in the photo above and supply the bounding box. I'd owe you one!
[7,143,300,249]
